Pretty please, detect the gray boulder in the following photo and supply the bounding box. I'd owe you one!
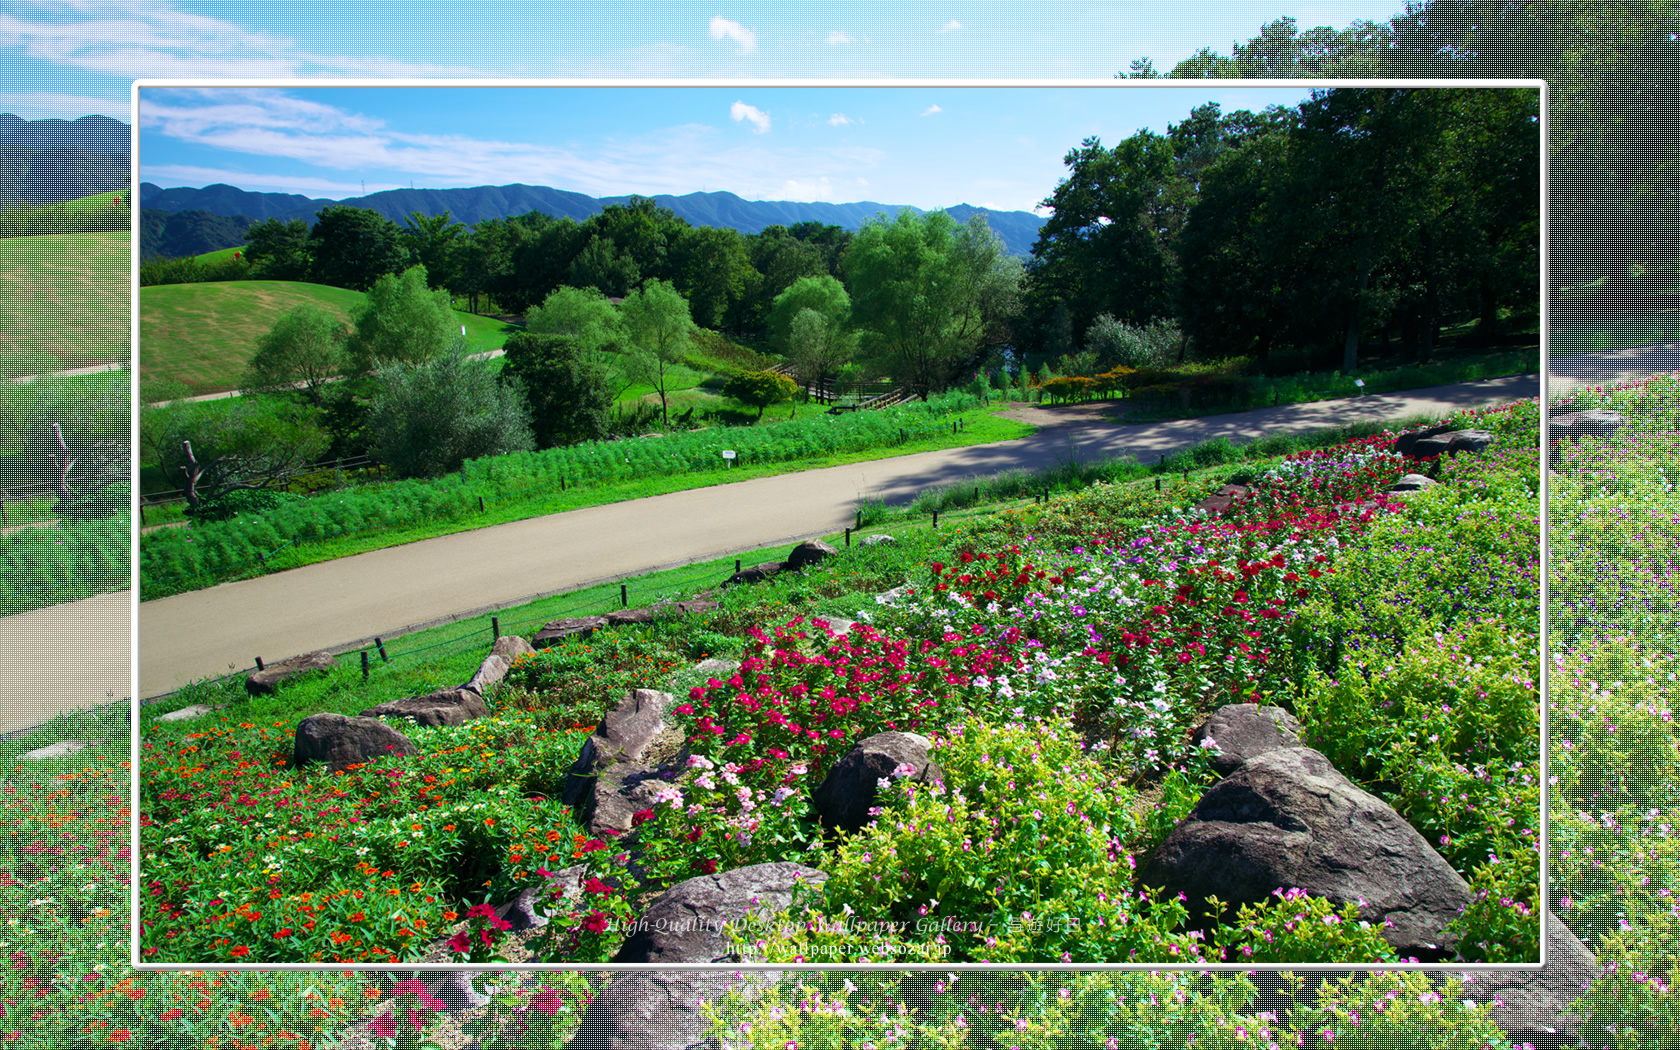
[1388,473,1440,494]
[725,560,784,586]
[533,616,607,647]
[246,650,335,695]
[1138,746,1471,960]
[1189,704,1303,777]
[291,712,416,772]
[1550,409,1623,445]
[465,635,537,695]
[359,687,488,727]
[567,970,782,1050]
[812,731,942,832]
[861,533,897,547]
[612,862,829,964]
[1393,424,1456,457]
[1447,429,1497,454]
[561,690,682,821]
[786,539,839,571]
[1470,911,1602,1049]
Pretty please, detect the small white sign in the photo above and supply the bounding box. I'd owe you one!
[1354,379,1365,388]
[721,449,736,460]
[461,324,467,336]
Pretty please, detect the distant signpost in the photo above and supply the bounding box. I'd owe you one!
[722,449,736,468]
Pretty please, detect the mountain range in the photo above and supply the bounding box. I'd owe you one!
[138,181,1049,257]
[1,114,129,208]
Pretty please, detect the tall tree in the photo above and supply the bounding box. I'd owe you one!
[671,224,757,331]
[400,210,466,292]
[618,278,697,427]
[241,304,348,402]
[500,331,615,447]
[307,205,408,291]
[241,217,311,281]
[344,265,459,373]
[845,210,1022,400]
[365,353,533,478]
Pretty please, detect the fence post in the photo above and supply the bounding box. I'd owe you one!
[735,559,742,574]
[621,583,628,609]
[491,616,500,640]
[856,508,862,529]
[478,496,485,513]
[375,637,389,663]
[254,656,264,671]
[361,651,370,679]
[845,527,851,548]
[932,510,939,528]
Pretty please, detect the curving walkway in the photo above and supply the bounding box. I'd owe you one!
[137,372,1545,699]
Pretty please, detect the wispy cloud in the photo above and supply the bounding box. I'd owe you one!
[826,30,857,45]
[730,99,770,133]
[827,113,854,126]
[140,163,369,198]
[937,20,963,33]
[0,1,474,78]
[708,15,757,54]
[139,89,883,203]
[2,90,130,121]
[921,104,943,116]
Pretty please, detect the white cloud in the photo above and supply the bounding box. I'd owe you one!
[827,113,854,126]
[826,30,856,45]
[0,1,474,78]
[708,16,757,54]
[730,99,770,134]
[937,20,963,33]
[2,91,128,121]
[780,176,835,201]
[921,104,943,116]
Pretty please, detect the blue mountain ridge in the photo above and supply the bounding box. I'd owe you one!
[138,181,1048,257]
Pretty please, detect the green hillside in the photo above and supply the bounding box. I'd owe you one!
[139,279,520,394]
[0,229,128,374]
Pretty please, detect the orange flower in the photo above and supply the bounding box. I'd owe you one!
[228,1012,254,1028]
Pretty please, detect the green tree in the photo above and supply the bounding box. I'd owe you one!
[400,210,466,292]
[143,397,329,510]
[365,352,533,478]
[240,304,348,402]
[845,209,1022,400]
[525,284,640,398]
[242,218,311,281]
[345,265,459,374]
[619,278,698,428]
[307,205,408,291]
[722,369,799,421]
[787,306,853,398]
[671,224,757,331]
[500,331,615,447]
[767,274,851,354]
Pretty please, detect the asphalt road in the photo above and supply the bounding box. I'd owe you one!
[0,591,131,737]
[136,372,1547,699]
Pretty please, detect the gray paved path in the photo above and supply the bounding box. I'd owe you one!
[0,591,131,736]
[138,372,1545,699]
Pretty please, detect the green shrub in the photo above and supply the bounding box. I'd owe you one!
[185,486,302,522]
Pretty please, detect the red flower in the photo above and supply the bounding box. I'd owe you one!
[582,911,611,934]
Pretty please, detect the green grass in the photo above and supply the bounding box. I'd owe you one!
[0,229,128,374]
[139,405,1034,598]
[140,280,521,395]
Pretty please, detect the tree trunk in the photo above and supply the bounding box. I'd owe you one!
[1342,239,1374,375]
[181,439,204,509]
[48,423,76,503]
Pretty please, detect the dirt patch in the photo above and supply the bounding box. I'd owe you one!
[993,398,1135,428]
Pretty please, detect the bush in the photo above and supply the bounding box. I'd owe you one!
[1086,315,1180,372]
[185,486,303,522]
[366,352,534,478]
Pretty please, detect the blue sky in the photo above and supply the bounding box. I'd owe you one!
[7,1,1410,210]
[134,84,1323,213]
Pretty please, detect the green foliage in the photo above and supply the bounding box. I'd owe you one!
[366,352,534,478]
[240,303,348,400]
[242,217,311,281]
[619,277,698,426]
[721,369,798,420]
[137,251,250,287]
[185,486,303,523]
[345,264,459,373]
[143,395,330,509]
[501,331,615,447]
[307,204,408,291]
[767,274,850,353]
[1086,314,1181,371]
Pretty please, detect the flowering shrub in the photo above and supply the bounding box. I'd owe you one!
[1204,887,1402,964]
[633,755,823,887]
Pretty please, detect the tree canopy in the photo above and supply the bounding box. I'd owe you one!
[345,265,461,374]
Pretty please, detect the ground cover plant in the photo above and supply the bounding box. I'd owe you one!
[38,374,1680,1046]
[137,395,1542,974]
[139,391,1014,599]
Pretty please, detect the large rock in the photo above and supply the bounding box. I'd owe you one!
[561,690,682,819]
[860,533,897,547]
[1392,424,1456,458]
[1468,910,1602,1048]
[1447,429,1497,455]
[533,616,607,647]
[1550,409,1623,444]
[604,599,718,628]
[358,687,488,727]
[1189,704,1303,777]
[612,862,829,964]
[1387,473,1440,495]
[725,560,784,586]
[812,731,942,832]
[786,539,839,571]
[1404,428,1496,460]
[246,651,335,695]
[1138,746,1471,960]
[567,970,781,1050]
[291,712,416,772]
[1193,484,1249,517]
[464,635,537,695]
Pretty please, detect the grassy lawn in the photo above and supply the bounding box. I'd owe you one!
[140,280,521,395]
[0,229,128,374]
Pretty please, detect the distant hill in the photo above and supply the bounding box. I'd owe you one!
[140,209,257,260]
[138,181,1049,257]
[1,114,130,209]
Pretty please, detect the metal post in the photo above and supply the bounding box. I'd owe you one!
[845,528,851,547]
[735,559,742,574]
[478,496,485,512]
[375,637,389,663]
[933,510,939,528]
[621,583,628,609]
[491,616,500,640]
